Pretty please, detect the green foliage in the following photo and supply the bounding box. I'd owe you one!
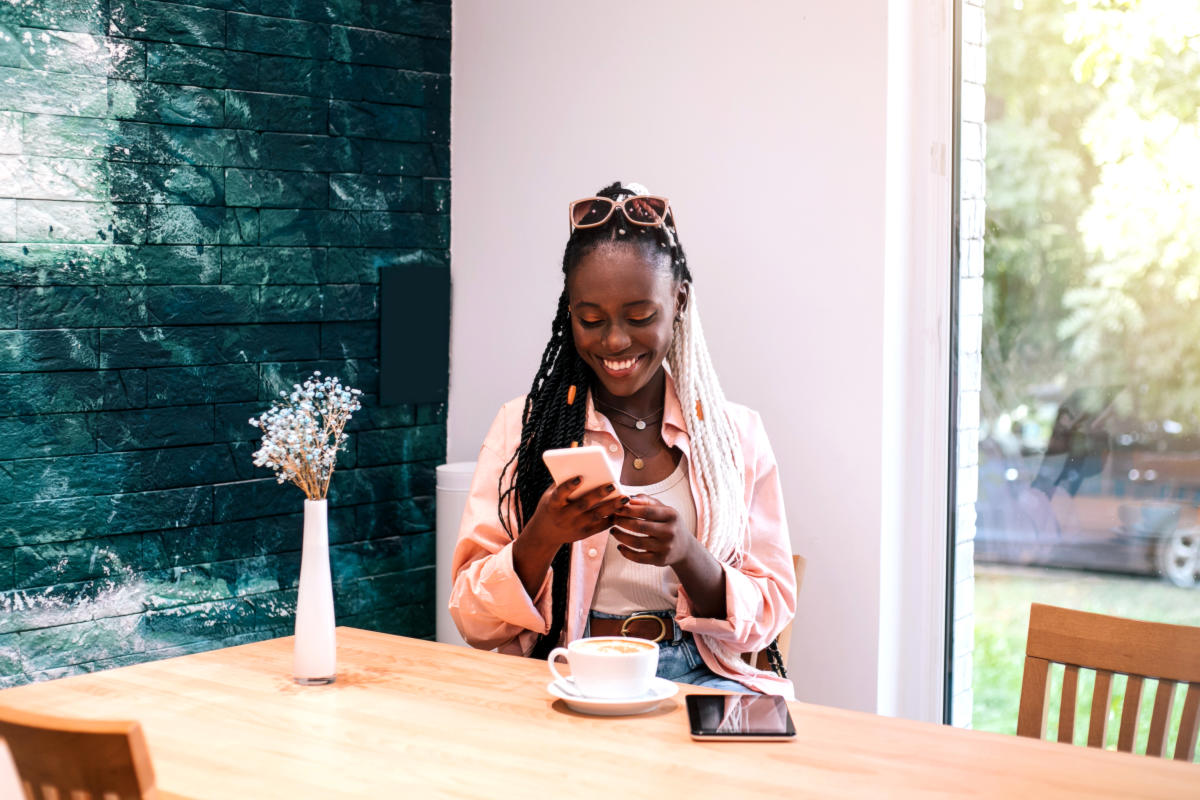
[985,0,1200,427]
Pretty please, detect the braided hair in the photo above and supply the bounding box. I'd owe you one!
[499,182,785,676]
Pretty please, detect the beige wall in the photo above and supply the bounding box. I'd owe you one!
[449,0,951,716]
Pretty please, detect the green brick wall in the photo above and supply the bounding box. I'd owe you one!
[0,0,450,685]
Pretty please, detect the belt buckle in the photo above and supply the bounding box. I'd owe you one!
[619,614,668,643]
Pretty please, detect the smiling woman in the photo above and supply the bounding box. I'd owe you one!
[448,182,798,698]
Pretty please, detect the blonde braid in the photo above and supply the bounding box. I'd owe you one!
[668,289,773,680]
[667,290,747,565]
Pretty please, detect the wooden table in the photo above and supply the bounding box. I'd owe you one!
[0,628,1194,798]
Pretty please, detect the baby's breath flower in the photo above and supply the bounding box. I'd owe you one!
[249,371,363,500]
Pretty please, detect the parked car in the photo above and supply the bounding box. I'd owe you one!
[974,433,1200,589]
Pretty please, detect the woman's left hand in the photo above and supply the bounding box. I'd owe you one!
[609,494,697,568]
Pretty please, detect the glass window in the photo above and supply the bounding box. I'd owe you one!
[952,0,1200,754]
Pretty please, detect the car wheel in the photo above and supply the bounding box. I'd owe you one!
[1157,526,1200,589]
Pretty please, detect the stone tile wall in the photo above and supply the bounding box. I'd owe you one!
[0,0,450,685]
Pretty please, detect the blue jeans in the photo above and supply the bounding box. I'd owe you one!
[587,610,755,694]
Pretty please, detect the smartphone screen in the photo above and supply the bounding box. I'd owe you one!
[686,694,796,741]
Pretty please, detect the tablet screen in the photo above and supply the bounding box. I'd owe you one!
[686,694,795,738]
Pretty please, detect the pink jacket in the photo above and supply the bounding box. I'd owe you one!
[449,376,797,697]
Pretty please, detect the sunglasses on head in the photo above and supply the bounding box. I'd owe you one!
[568,195,674,231]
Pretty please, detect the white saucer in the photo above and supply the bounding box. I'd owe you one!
[547,677,678,716]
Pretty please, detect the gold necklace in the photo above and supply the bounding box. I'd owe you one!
[615,431,662,470]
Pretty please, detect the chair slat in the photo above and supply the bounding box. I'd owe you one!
[1017,656,1052,739]
[1117,675,1144,753]
[1088,670,1113,748]
[1146,679,1177,757]
[1175,683,1200,763]
[1058,665,1079,744]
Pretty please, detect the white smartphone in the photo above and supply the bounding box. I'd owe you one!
[541,445,621,501]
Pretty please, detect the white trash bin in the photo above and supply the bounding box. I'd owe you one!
[435,461,477,647]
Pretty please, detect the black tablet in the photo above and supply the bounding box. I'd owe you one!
[685,694,796,741]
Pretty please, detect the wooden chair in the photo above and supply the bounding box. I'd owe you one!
[0,705,163,800]
[1017,602,1200,761]
[745,554,806,672]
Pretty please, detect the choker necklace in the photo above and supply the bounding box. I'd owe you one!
[594,399,664,431]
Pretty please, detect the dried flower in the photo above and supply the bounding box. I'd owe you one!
[248,371,362,500]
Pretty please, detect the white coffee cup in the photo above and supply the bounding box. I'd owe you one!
[547,636,659,699]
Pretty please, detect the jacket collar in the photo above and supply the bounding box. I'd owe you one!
[584,369,689,450]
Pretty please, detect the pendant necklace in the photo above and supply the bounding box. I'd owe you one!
[594,399,664,431]
[615,432,663,471]
[622,438,650,470]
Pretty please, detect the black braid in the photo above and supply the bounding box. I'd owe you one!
[498,181,692,660]
[763,640,787,678]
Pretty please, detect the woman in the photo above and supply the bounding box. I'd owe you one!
[449,182,796,697]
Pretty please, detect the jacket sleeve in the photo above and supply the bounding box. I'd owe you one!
[448,401,554,653]
[675,410,796,653]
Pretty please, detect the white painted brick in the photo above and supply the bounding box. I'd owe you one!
[958,312,982,354]
[956,463,978,505]
[959,236,985,281]
[962,81,986,124]
[952,688,974,728]
[957,424,979,468]
[956,502,977,543]
[963,2,985,46]
[952,6,985,731]
[960,351,981,393]
[952,651,973,693]
[960,158,982,201]
[959,276,984,316]
[956,539,976,581]
[954,576,975,620]
[961,122,982,161]
[962,42,987,85]
[960,194,985,240]
[953,612,975,657]
[961,238,984,277]
[958,394,980,436]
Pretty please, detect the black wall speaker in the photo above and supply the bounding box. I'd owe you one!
[379,264,450,405]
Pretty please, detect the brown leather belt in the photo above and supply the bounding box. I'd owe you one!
[588,613,674,643]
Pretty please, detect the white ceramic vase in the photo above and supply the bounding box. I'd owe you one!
[293,498,336,684]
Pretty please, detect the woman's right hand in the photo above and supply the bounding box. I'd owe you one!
[523,478,628,549]
[512,478,627,597]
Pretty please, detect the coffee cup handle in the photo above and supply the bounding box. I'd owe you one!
[547,647,571,685]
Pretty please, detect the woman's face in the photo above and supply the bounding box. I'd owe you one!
[566,242,687,399]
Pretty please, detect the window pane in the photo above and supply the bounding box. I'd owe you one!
[953,0,1200,755]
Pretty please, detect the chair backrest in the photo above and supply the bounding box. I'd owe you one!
[1017,602,1200,762]
[0,705,159,800]
[750,554,806,673]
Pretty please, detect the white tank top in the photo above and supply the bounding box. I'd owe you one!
[590,458,697,614]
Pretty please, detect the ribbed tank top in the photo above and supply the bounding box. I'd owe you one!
[590,458,696,614]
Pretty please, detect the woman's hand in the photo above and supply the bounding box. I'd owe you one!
[611,494,728,619]
[512,478,627,598]
[523,478,629,549]
[609,494,697,568]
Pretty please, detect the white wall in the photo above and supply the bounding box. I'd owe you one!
[449,0,951,717]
